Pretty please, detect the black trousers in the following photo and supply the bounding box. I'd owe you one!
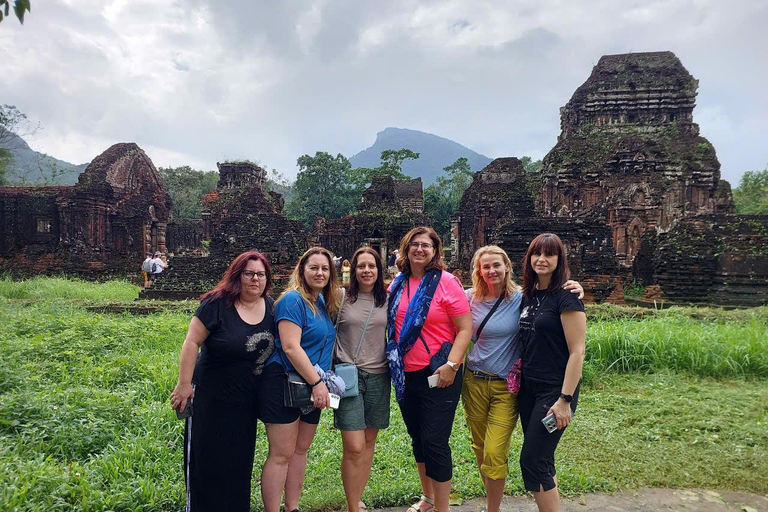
[518,379,580,492]
[183,388,259,512]
[399,366,463,482]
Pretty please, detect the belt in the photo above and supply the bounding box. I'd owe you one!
[469,369,504,381]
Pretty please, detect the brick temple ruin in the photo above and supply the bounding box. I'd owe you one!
[315,175,431,262]
[146,161,308,298]
[0,143,171,276]
[451,51,767,306]
[2,51,765,306]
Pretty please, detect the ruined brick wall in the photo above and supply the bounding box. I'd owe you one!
[491,218,623,304]
[0,187,65,268]
[635,215,768,306]
[319,176,430,261]
[0,143,171,275]
[451,158,536,270]
[166,219,204,255]
[538,52,730,268]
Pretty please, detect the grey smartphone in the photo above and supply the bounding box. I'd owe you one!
[541,412,558,433]
[175,400,193,420]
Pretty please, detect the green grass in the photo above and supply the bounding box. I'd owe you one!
[0,292,766,511]
[0,276,139,302]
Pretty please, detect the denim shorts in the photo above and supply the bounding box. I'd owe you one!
[333,369,391,431]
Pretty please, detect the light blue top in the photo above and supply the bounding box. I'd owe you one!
[267,290,336,372]
[465,288,523,378]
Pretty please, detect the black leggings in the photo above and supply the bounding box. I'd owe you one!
[518,379,580,492]
[398,367,463,482]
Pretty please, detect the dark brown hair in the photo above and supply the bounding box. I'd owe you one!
[201,250,272,306]
[396,226,445,275]
[522,233,570,299]
[347,246,387,308]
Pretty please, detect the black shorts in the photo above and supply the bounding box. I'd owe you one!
[258,362,322,425]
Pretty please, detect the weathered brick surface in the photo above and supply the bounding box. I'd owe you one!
[451,51,766,306]
[317,175,431,261]
[0,143,171,277]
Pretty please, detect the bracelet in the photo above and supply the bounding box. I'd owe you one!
[310,378,323,388]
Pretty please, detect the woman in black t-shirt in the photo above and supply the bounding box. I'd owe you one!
[517,234,587,512]
[169,251,276,512]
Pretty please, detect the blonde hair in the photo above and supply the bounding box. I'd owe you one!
[278,247,341,318]
[470,245,520,302]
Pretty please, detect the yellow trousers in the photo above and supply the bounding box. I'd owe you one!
[461,371,519,480]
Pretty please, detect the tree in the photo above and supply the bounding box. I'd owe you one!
[732,166,768,214]
[0,0,30,24]
[349,148,417,191]
[284,152,356,226]
[0,104,39,185]
[159,166,219,219]
[423,157,474,241]
[520,155,542,173]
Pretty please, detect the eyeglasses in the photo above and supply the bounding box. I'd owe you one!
[242,271,267,280]
[409,242,434,250]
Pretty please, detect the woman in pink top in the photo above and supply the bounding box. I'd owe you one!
[386,226,472,512]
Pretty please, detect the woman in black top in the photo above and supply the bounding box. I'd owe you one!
[169,250,276,512]
[517,234,586,512]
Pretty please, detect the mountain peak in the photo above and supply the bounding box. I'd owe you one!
[350,128,491,184]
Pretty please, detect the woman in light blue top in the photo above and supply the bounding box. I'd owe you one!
[461,245,582,512]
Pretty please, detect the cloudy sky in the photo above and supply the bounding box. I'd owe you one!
[2,0,766,186]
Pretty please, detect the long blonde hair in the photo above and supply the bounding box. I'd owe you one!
[470,245,520,302]
[278,247,341,318]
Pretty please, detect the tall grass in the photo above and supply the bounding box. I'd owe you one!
[0,276,138,302]
[585,310,768,379]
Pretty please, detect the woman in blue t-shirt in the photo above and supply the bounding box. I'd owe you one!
[259,247,343,512]
[517,234,587,512]
[462,245,582,512]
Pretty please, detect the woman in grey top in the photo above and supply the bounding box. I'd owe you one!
[334,246,390,512]
[461,245,582,512]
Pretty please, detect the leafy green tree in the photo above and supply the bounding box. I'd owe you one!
[266,168,294,205]
[285,152,356,226]
[0,0,30,24]
[733,166,768,214]
[349,149,417,191]
[520,155,542,173]
[0,105,37,185]
[423,157,474,241]
[159,166,219,219]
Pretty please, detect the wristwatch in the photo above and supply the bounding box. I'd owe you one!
[559,393,573,403]
[446,360,460,371]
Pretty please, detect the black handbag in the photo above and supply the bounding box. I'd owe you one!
[283,370,313,408]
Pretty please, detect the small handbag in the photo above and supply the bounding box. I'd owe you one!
[283,370,313,408]
[506,357,522,393]
[334,298,375,398]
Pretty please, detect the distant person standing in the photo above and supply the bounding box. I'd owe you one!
[341,259,352,286]
[149,251,166,286]
[387,250,398,280]
[142,253,153,289]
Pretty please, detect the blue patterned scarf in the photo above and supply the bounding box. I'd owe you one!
[386,269,442,402]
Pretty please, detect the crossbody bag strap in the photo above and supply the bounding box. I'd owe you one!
[332,287,346,361]
[352,302,376,364]
[475,294,505,340]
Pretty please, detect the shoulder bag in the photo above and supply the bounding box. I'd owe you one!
[334,296,375,398]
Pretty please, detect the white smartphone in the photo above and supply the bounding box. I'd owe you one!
[427,374,439,388]
[329,393,341,409]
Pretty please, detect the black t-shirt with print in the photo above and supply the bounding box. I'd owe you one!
[192,296,276,403]
[519,287,585,386]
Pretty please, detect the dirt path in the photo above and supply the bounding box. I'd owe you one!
[373,489,767,512]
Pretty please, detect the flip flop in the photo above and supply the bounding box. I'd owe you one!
[358,501,368,511]
[406,495,434,512]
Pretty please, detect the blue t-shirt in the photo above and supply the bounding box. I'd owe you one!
[465,289,523,378]
[267,290,336,372]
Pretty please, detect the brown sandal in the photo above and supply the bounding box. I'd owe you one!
[406,495,434,512]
